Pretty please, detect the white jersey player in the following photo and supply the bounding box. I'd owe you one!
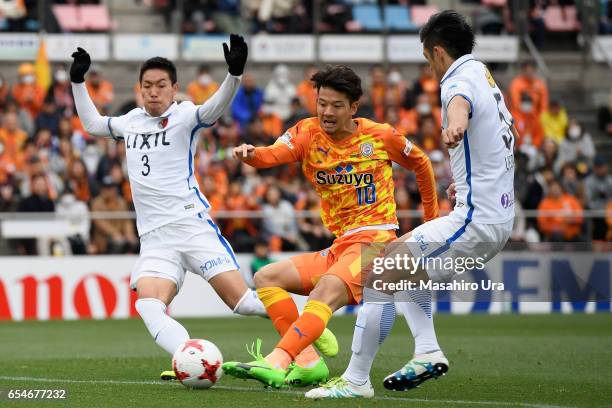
[307,11,517,399]
[70,36,267,379]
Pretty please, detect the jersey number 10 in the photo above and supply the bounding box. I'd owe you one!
[356,184,376,205]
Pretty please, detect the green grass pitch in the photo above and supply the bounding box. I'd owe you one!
[0,314,611,407]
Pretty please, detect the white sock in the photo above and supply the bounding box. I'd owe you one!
[135,298,189,355]
[343,290,396,385]
[233,288,267,316]
[395,289,440,355]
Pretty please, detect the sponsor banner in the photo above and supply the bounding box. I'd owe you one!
[251,34,315,62]
[592,36,612,63]
[388,35,519,62]
[0,33,39,60]
[113,34,178,61]
[45,34,110,62]
[473,36,519,62]
[182,35,227,62]
[0,251,609,321]
[319,35,383,62]
[387,35,423,62]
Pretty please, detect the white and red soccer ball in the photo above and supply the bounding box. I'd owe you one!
[172,339,223,389]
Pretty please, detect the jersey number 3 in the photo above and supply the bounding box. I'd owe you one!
[141,154,150,176]
[493,93,513,151]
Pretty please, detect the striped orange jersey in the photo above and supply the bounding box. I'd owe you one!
[244,117,438,236]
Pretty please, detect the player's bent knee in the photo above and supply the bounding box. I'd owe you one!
[135,277,177,306]
[253,260,298,290]
[309,275,349,311]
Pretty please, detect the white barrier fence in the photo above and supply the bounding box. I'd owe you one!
[0,250,609,321]
[0,33,520,62]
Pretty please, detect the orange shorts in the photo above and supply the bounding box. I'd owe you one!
[291,229,397,305]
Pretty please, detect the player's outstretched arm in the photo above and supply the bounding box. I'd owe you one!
[70,47,114,137]
[383,130,439,221]
[196,34,248,126]
[232,141,296,169]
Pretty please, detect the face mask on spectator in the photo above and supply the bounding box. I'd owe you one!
[520,101,533,113]
[416,103,431,115]
[568,126,581,140]
[388,71,402,85]
[21,74,35,84]
[198,74,212,86]
[55,70,68,83]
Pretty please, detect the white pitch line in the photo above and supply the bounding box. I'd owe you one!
[0,376,572,408]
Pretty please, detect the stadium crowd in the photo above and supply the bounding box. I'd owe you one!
[0,60,610,256]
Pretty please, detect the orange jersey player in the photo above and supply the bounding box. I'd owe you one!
[222,65,439,388]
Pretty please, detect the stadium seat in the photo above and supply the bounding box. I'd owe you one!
[52,5,84,31]
[352,4,383,31]
[384,5,417,31]
[411,5,439,27]
[80,5,114,31]
[544,6,580,32]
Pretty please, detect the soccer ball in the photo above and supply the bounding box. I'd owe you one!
[172,339,223,389]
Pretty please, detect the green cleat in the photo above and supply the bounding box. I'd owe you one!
[160,370,176,381]
[221,339,286,389]
[314,328,339,358]
[285,358,329,387]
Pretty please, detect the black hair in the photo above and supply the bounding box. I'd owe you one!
[139,57,177,84]
[311,65,363,103]
[419,10,475,60]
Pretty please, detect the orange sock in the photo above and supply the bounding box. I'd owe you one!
[275,300,332,361]
[256,287,298,336]
[257,288,322,369]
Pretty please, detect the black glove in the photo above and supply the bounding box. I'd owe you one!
[70,47,91,83]
[223,34,248,77]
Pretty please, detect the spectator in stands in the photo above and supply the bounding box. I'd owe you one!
[430,149,452,195]
[585,156,612,241]
[85,67,114,115]
[35,98,60,137]
[0,179,19,212]
[524,167,555,211]
[0,75,9,110]
[296,188,333,251]
[187,64,220,105]
[0,111,27,175]
[514,92,544,149]
[537,179,584,242]
[50,67,74,115]
[12,63,45,119]
[541,100,568,144]
[90,176,138,254]
[510,61,548,147]
[67,158,95,203]
[284,97,309,129]
[108,161,132,204]
[406,63,440,108]
[264,64,296,122]
[370,64,402,121]
[49,137,74,178]
[261,184,301,251]
[250,240,274,278]
[355,92,375,120]
[400,92,441,137]
[260,102,283,138]
[55,190,90,255]
[232,72,264,128]
[559,163,585,204]
[555,119,595,173]
[296,65,318,116]
[597,87,612,137]
[18,173,54,213]
[224,180,258,252]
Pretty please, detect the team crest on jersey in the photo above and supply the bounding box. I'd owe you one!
[278,131,294,149]
[360,142,373,157]
[158,118,169,129]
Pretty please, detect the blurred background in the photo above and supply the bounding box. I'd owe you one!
[0,0,609,267]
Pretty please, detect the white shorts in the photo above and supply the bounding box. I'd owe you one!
[405,211,513,281]
[130,212,239,291]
